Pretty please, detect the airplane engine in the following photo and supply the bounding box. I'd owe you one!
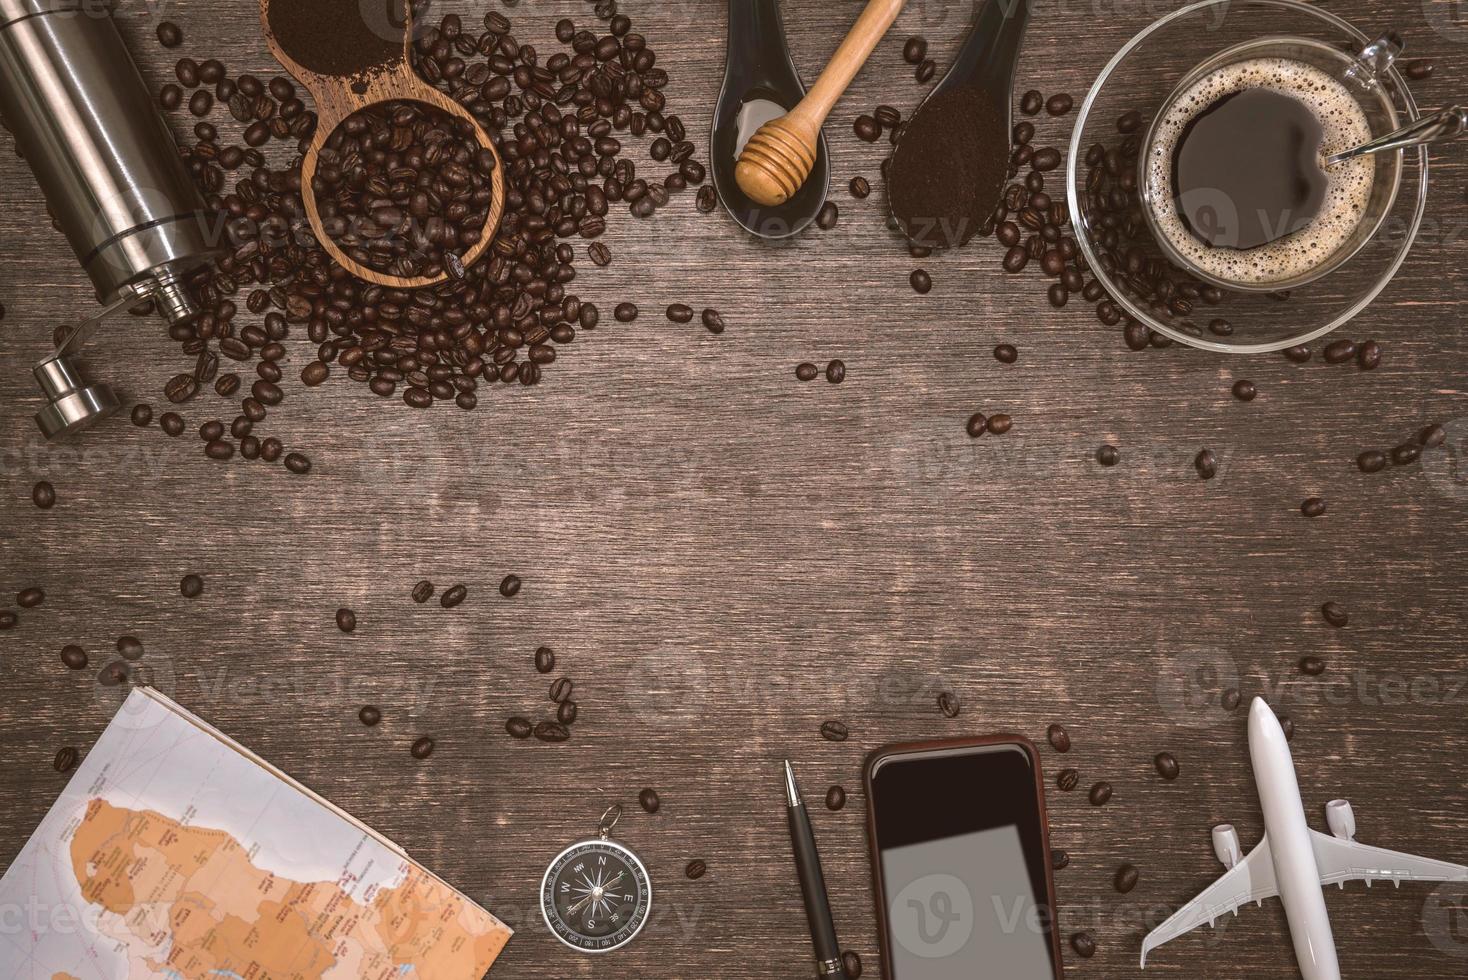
[1327,799,1356,841]
[1212,824,1243,869]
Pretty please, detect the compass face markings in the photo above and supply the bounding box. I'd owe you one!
[541,840,652,953]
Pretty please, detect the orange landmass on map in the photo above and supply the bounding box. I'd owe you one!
[69,798,508,979]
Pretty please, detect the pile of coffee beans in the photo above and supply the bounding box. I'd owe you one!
[140,1,708,468]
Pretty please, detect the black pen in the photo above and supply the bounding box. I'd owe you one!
[784,760,844,978]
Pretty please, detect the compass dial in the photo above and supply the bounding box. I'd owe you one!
[541,839,652,953]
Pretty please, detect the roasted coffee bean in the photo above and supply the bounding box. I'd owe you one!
[280,452,310,474]
[180,574,204,598]
[1047,724,1072,753]
[1300,656,1326,676]
[910,269,932,294]
[820,720,850,742]
[1117,110,1142,133]
[994,343,1018,363]
[1403,58,1435,79]
[915,59,935,83]
[1195,449,1218,480]
[199,420,224,442]
[131,404,153,426]
[1071,932,1097,958]
[412,580,434,604]
[639,788,661,813]
[1114,863,1139,893]
[359,705,382,726]
[825,360,846,384]
[98,661,128,686]
[1020,89,1043,115]
[966,413,988,438]
[410,736,436,759]
[301,361,329,386]
[614,302,638,322]
[987,413,1012,435]
[796,362,819,382]
[1301,497,1326,517]
[1045,93,1074,116]
[1057,769,1079,791]
[1358,339,1381,370]
[18,587,44,608]
[1357,450,1387,473]
[157,21,183,47]
[842,950,862,979]
[853,115,880,141]
[820,785,847,811]
[1323,338,1357,364]
[535,646,556,673]
[1154,752,1180,780]
[60,645,88,670]
[32,481,56,509]
[588,242,612,266]
[203,439,234,460]
[902,36,927,64]
[336,608,356,632]
[215,374,240,396]
[1232,379,1257,402]
[685,859,708,880]
[1208,318,1234,336]
[500,574,522,597]
[1421,423,1448,448]
[165,373,199,403]
[1002,245,1029,273]
[1089,781,1113,805]
[666,303,694,323]
[702,308,726,334]
[506,717,533,739]
[260,438,282,463]
[441,584,468,608]
[557,700,579,725]
[1051,849,1070,870]
[116,636,144,661]
[1097,444,1120,467]
[849,175,871,199]
[938,691,961,718]
[1393,442,1422,465]
[1283,344,1312,363]
[1321,601,1349,628]
[534,721,571,743]
[54,747,79,773]
[550,677,574,704]
[1031,147,1061,171]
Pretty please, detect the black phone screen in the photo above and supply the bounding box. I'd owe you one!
[870,743,1059,979]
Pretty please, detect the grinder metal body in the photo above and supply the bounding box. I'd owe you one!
[0,0,220,438]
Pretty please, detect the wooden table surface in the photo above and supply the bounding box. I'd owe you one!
[2,0,1467,977]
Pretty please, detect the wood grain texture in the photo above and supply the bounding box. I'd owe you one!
[1,1,1466,978]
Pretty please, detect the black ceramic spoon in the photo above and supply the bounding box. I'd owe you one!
[710,0,831,239]
[888,0,1031,250]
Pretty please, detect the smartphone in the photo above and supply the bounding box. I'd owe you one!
[864,736,1063,980]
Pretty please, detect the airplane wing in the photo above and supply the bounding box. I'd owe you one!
[1141,835,1279,967]
[1311,830,1468,888]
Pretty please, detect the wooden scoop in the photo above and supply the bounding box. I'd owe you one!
[734,0,906,207]
[259,0,504,289]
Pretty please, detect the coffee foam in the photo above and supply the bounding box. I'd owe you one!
[1146,58,1374,286]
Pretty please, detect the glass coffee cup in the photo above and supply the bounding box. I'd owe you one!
[1067,0,1429,353]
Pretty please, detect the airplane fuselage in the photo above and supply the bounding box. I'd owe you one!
[1249,700,1343,980]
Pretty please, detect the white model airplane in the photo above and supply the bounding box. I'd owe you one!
[1142,697,1468,979]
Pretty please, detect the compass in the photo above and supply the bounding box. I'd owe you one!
[540,805,652,954]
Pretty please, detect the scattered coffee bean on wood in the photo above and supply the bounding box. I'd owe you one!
[1089,781,1113,805]
[910,269,932,294]
[685,859,708,880]
[336,608,356,633]
[1114,863,1139,893]
[130,404,153,426]
[535,721,571,743]
[903,36,927,64]
[1154,752,1180,780]
[284,453,311,475]
[441,584,468,608]
[160,413,184,436]
[156,21,182,47]
[1357,451,1387,473]
[1392,443,1421,466]
[1047,724,1072,753]
[1300,656,1326,676]
[1057,768,1079,791]
[1301,497,1326,517]
[1323,339,1357,364]
[796,363,819,382]
[1097,445,1120,467]
[359,705,382,726]
[410,736,436,759]
[53,747,78,773]
[994,343,1018,363]
[1321,601,1349,627]
[1232,379,1257,402]
[842,950,863,979]
[987,414,1012,435]
[412,580,434,603]
[825,785,847,810]
[614,302,639,322]
[849,176,870,199]
[702,308,726,334]
[1051,848,1070,870]
[1071,932,1097,958]
[116,636,144,661]
[817,201,839,230]
[938,691,961,718]
[60,645,88,670]
[506,717,533,739]
[640,788,661,813]
[1195,449,1218,480]
[557,700,579,725]
[1403,58,1434,79]
[1421,424,1447,448]
[535,646,556,673]
[500,574,522,598]
[17,587,44,608]
[666,303,693,324]
[31,481,56,509]
[550,677,574,704]
[821,720,850,742]
[180,574,204,598]
[967,414,988,438]
[825,360,846,384]
[1358,340,1381,370]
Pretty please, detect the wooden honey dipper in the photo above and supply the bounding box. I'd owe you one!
[259,0,504,289]
[735,0,907,207]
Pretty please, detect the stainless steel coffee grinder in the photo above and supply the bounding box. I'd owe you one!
[0,0,220,439]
